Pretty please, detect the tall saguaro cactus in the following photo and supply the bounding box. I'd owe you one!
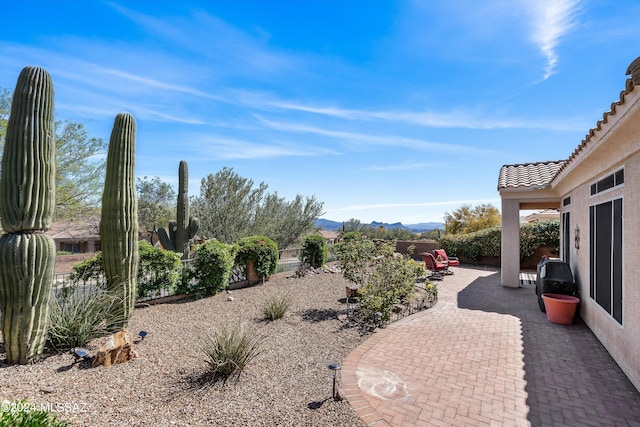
[158,160,199,259]
[100,112,139,329]
[0,66,56,364]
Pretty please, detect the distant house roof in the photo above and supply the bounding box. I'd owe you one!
[497,161,565,190]
[498,57,640,191]
[47,217,100,241]
[523,209,560,223]
[317,230,339,240]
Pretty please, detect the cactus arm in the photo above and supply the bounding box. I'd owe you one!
[157,226,176,251]
[160,161,199,259]
[188,216,200,240]
[100,112,139,329]
[0,66,56,364]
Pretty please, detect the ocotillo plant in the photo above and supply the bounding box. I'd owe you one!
[158,160,199,259]
[100,112,139,330]
[0,66,57,364]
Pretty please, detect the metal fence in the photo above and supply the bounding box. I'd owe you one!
[52,247,333,303]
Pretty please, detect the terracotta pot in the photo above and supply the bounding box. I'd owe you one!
[541,293,580,325]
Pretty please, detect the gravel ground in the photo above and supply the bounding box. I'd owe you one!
[0,268,369,426]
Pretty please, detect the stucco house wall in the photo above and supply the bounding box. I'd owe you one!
[498,57,640,390]
[554,93,640,389]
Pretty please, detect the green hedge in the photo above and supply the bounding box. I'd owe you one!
[301,234,327,268]
[235,235,278,280]
[438,219,559,262]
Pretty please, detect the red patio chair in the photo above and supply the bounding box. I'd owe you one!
[433,249,460,275]
[421,252,447,281]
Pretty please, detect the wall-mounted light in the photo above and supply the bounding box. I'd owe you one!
[574,225,580,250]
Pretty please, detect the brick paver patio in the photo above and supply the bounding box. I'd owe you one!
[340,266,640,426]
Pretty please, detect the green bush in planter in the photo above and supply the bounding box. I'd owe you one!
[301,234,327,268]
[235,236,278,281]
[188,239,237,295]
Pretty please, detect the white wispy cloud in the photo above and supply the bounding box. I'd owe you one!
[187,135,339,160]
[255,116,498,154]
[363,162,454,172]
[524,0,581,80]
[260,98,587,131]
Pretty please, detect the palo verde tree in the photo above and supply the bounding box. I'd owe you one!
[0,66,57,364]
[192,167,323,249]
[444,203,501,235]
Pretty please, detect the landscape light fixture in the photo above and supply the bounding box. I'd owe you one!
[73,348,90,360]
[139,330,148,340]
[328,362,341,400]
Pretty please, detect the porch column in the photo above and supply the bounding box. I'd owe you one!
[501,199,520,287]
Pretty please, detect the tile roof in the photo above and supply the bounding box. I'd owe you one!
[498,56,639,191]
[497,161,565,190]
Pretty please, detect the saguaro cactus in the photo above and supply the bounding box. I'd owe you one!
[0,66,56,364]
[100,112,139,329]
[158,160,199,259]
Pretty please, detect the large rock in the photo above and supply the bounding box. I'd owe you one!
[93,329,137,367]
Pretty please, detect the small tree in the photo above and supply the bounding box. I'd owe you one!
[301,234,327,268]
[444,203,501,235]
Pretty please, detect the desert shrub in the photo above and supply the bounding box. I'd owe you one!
[137,241,182,298]
[200,322,263,382]
[261,292,292,320]
[70,252,105,283]
[0,399,71,426]
[186,239,237,296]
[300,234,327,268]
[235,236,278,281]
[48,292,122,349]
[438,219,559,262]
[333,233,377,288]
[335,238,422,326]
[358,245,421,324]
[69,242,183,298]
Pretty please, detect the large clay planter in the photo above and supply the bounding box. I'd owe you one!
[541,293,580,325]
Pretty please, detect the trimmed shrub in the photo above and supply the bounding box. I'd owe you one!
[301,234,327,268]
[187,239,237,296]
[200,322,263,382]
[438,219,560,262]
[235,236,278,281]
[70,241,183,298]
[137,241,182,298]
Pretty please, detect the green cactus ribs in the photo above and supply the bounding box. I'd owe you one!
[158,160,199,259]
[100,112,139,330]
[0,66,56,364]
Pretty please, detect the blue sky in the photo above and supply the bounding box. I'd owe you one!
[1,1,639,224]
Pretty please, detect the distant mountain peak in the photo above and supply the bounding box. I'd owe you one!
[315,219,444,232]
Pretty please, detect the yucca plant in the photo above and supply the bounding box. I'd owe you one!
[200,322,263,382]
[47,292,122,349]
[261,291,292,321]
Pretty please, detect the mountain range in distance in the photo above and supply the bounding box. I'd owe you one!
[315,219,444,233]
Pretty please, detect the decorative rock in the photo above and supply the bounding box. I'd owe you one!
[93,330,138,367]
[40,386,55,394]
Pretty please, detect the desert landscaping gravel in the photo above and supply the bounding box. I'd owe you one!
[0,268,369,426]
